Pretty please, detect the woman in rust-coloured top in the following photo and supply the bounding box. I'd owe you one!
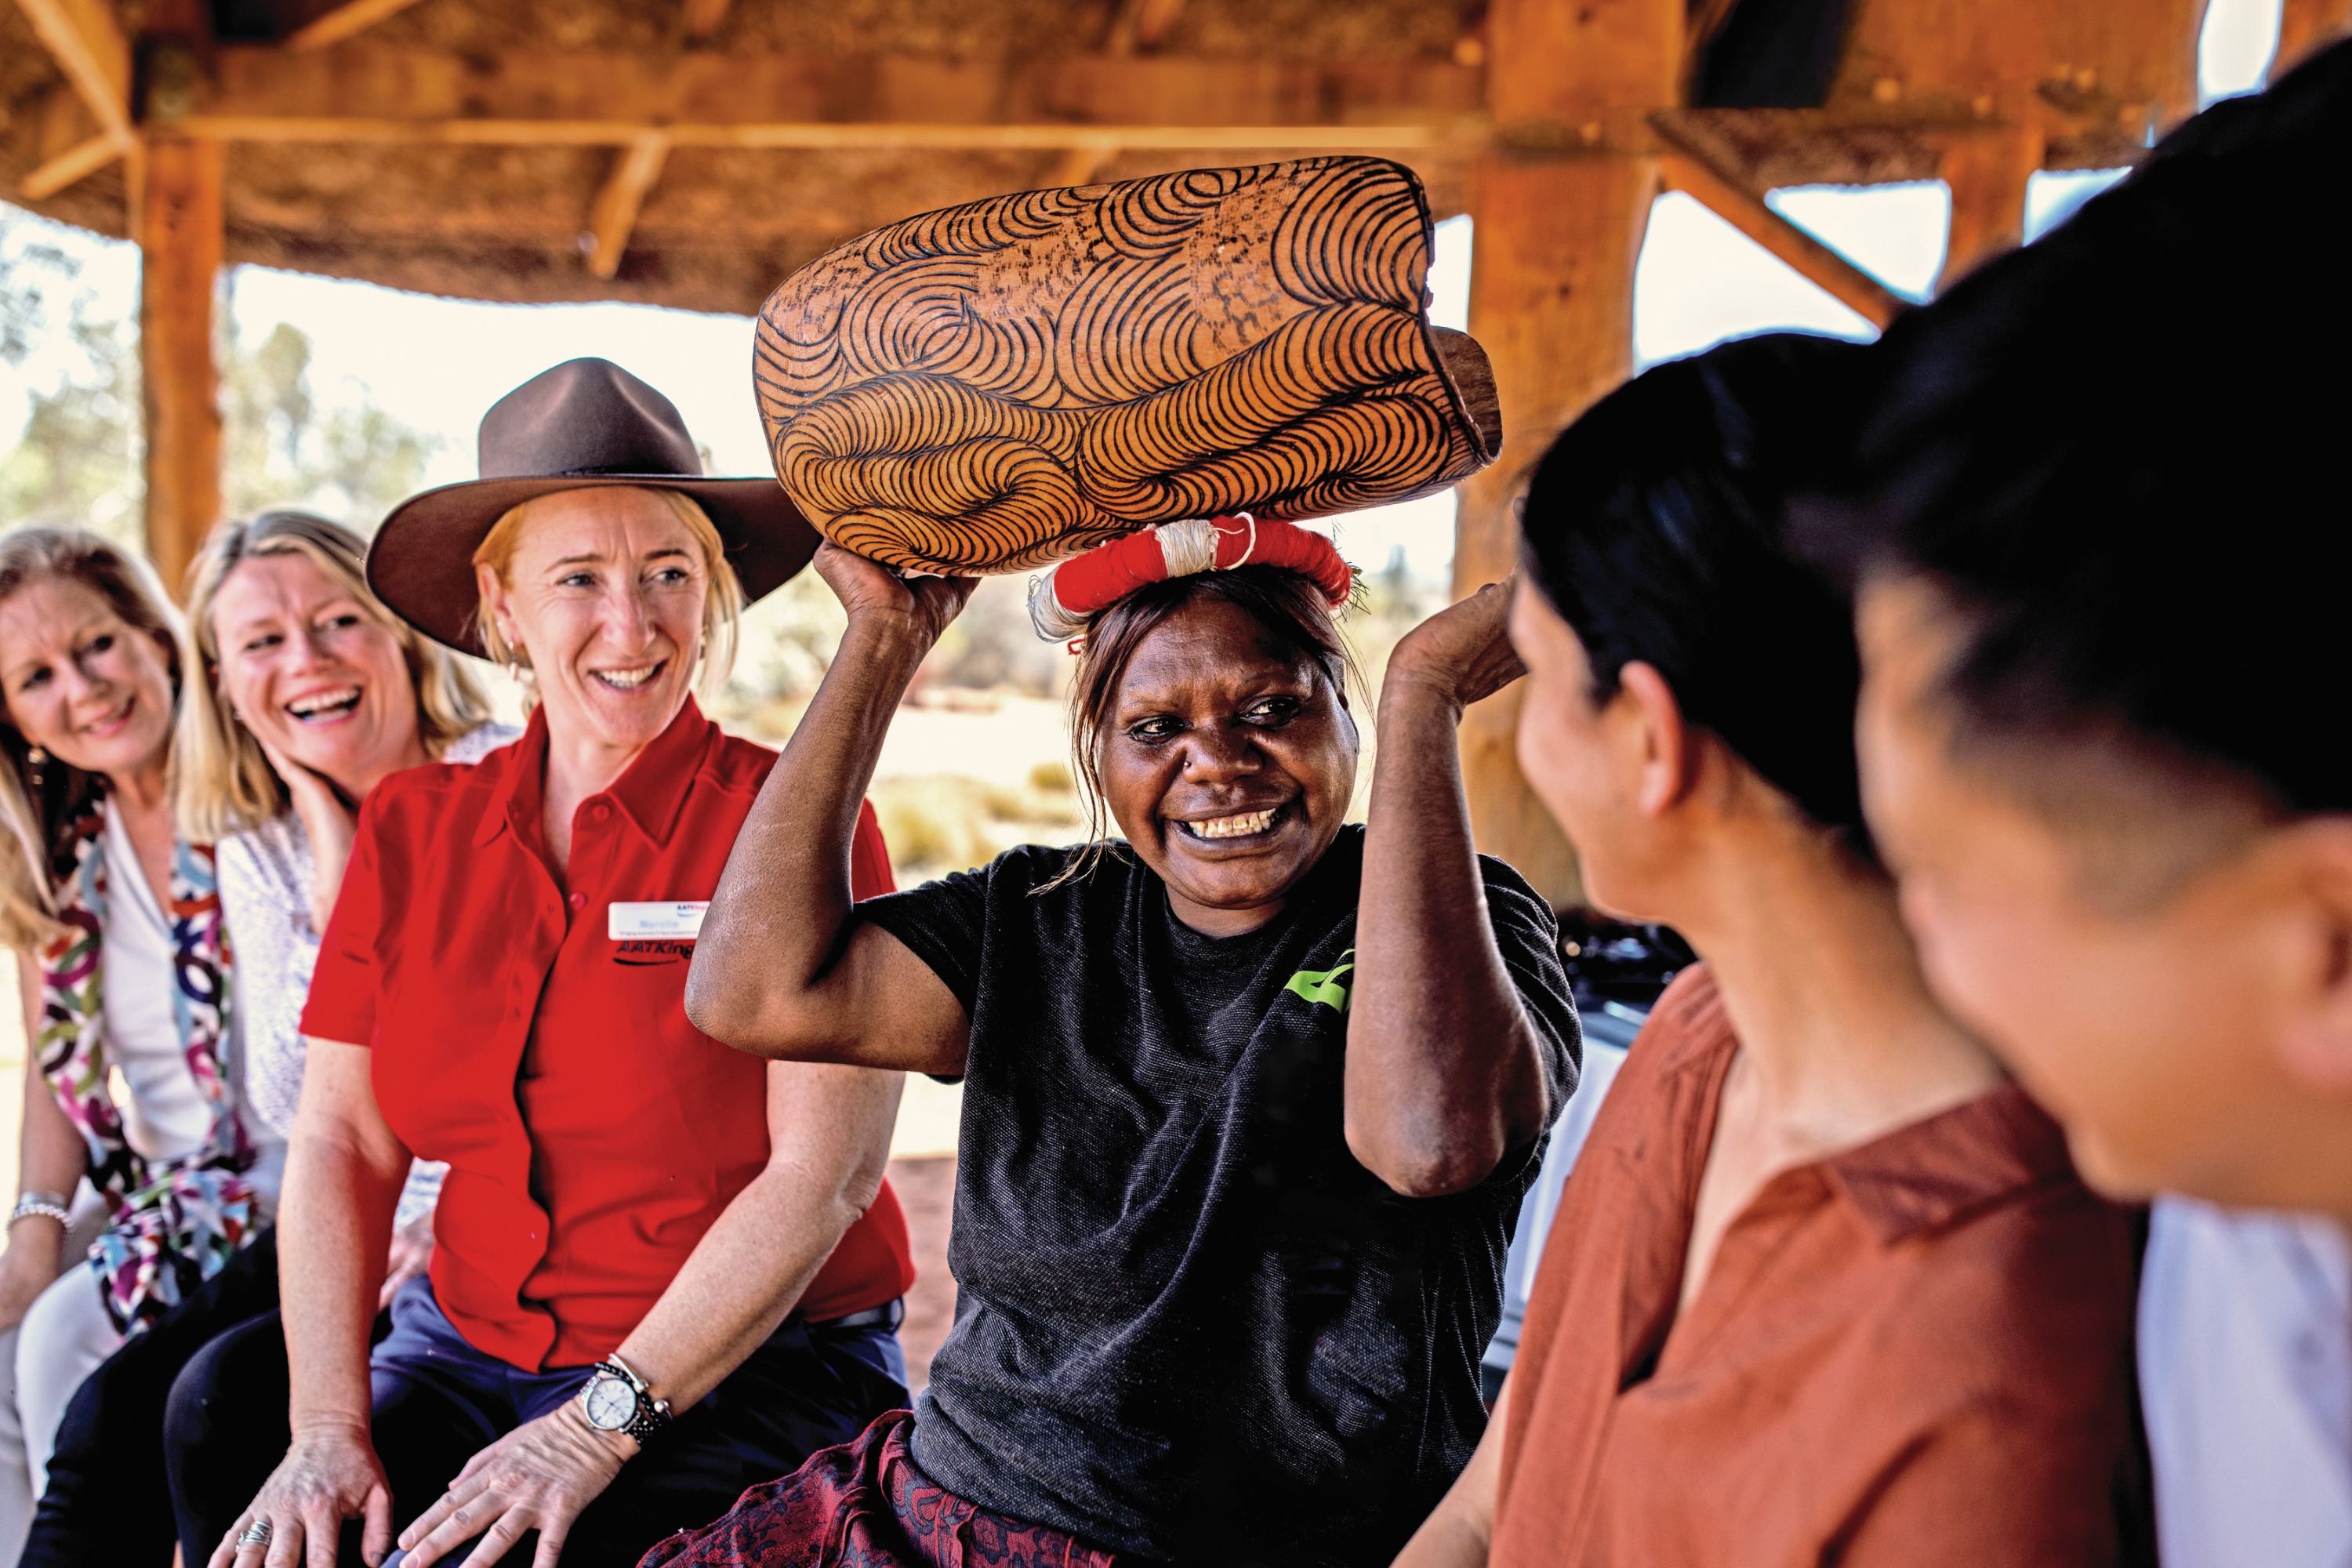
[1396,335,2150,1568]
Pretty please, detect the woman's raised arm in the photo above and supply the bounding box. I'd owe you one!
[686,545,976,1076]
[1345,579,1555,1197]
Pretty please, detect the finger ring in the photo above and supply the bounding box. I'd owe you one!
[238,1519,274,1546]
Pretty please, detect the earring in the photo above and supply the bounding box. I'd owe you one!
[24,746,45,789]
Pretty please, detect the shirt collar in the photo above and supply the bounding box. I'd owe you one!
[603,696,717,845]
[470,697,717,851]
[1823,1083,2078,1245]
[1644,965,2081,1248]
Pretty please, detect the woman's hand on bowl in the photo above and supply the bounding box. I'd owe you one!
[1382,577,1527,714]
[212,1417,392,1568]
[812,543,977,648]
[393,1402,631,1568]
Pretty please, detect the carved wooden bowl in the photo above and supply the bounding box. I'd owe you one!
[754,156,1503,574]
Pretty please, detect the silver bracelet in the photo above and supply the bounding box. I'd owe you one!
[9,1192,70,1228]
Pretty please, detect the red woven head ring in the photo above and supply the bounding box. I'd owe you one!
[753,156,1501,584]
[1026,514,1353,642]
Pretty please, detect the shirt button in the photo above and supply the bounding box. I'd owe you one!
[568,891,586,911]
[589,800,610,818]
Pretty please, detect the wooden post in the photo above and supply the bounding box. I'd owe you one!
[140,136,224,598]
[2276,0,2352,76]
[1936,124,2041,293]
[1455,0,1679,909]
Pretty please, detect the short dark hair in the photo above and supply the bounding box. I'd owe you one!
[1798,38,2352,815]
[1520,332,1869,837]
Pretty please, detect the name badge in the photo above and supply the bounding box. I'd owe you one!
[608,902,709,941]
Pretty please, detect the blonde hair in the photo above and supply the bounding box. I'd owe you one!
[0,528,189,951]
[470,486,741,699]
[176,511,492,844]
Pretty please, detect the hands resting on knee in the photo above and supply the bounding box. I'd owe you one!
[215,1401,633,1568]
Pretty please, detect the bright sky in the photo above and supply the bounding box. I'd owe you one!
[0,0,2288,589]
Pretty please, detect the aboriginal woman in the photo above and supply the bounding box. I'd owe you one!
[671,517,1581,1568]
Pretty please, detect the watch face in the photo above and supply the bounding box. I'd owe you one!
[583,1374,637,1431]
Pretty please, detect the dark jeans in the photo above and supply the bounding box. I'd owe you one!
[21,1223,285,1568]
[166,1276,909,1568]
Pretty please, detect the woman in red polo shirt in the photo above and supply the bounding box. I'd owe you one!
[180,361,913,1568]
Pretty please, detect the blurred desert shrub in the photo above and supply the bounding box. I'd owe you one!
[1337,544,1446,701]
[869,771,1087,880]
[2,209,439,550]
[724,572,1063,715]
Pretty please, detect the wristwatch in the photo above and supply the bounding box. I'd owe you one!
[577,1354,672,1442]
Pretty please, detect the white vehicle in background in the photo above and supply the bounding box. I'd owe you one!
[1482,922,1690,1402]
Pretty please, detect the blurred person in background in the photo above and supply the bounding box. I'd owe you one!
[1399,335,2149,1568]
[1808,45,2352,1568]
[180,360,913,1568]
[20,510,516,1566]
[0,526,277,1563]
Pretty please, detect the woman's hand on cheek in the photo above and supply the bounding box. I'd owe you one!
[394,1403,633,1568]
[1382,578,1526,713]
[812,545,976,646]
[252,733,354,827]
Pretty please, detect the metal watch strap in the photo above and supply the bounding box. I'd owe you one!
[583,1355,673,1440]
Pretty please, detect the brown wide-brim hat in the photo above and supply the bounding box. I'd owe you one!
[370,357,820,655]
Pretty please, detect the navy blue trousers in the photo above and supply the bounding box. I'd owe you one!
[165,1276,907,1568]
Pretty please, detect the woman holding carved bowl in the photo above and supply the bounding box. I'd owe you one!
[671,515,1581,1568]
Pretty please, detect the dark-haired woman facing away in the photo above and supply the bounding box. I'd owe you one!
[1398,335,2147,1568]
[670,524,1579,1568]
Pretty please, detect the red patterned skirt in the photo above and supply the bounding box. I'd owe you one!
[641,1410,1134,1568]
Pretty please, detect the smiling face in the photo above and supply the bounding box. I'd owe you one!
[0,573,177,786]
[1508,578,1705,924]
[477,488,710,760]
[209,549,423,797]
[1854,574,2352,1209]
[1094,596,1358,935]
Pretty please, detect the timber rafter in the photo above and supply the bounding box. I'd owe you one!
[12,0,133,198]
[140,42,2175,168]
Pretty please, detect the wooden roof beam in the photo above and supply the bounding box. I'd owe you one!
[2277,0,2352,75]
[583,129,670,279]
[1936,123,2042,291]
[176,116,1465,150]
[285,0,430,53]
[23,130,124,198]
[194,45,1485,129]
[13,0,133,195]
[1653,140,1905,330]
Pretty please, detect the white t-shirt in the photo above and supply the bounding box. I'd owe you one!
[98,800,215,1164]
[2140,1195,2352,1568]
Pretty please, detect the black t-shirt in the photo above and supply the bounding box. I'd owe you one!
[856,824,1581,1567]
